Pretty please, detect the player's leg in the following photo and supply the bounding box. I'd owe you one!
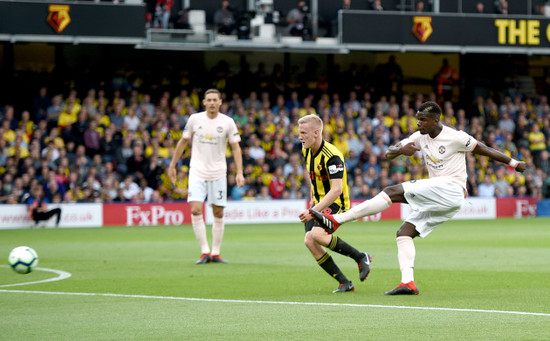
[32,212,46,228]
[210,205,227,263]
[190,201,211,264]
[304,222,354,293]
[309,205,372,281]
[46,208,62,227]
[385,179,464,295]
[340,184,406,222]
[384,222,420,295]
[188,173,211,264]
[310,184,405,232]
[208,177,228,263]
[310,223,372,282]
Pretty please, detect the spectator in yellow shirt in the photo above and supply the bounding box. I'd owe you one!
[528,124,546,161]
[58,105,78,130]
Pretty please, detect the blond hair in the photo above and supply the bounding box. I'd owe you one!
[298,114,323,131]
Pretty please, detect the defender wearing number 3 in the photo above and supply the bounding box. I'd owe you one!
[168,89,245,264]
[310,101,526,295]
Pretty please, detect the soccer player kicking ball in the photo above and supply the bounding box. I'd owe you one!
[310,101,526,295]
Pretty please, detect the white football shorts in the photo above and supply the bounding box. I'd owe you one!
[187,173,227,207]
[401,177,465,238]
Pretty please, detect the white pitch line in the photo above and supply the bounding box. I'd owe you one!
[0,289,549,317]
[0,266,72,288]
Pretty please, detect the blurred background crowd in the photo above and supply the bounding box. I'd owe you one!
[0,56,549,206]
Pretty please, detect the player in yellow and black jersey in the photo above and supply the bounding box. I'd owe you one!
[303,139,350,213]
[297,114,372,293]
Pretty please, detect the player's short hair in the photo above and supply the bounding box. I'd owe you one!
[417,101,442,119]
[298,114,323,131]
[204,88,222,99]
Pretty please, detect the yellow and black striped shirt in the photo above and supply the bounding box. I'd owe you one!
[303,140,350,212]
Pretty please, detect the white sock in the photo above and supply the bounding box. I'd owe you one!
[192,214,210,254]
[211,217,225,256]
[335,191,392,223]
[397,236,415,284]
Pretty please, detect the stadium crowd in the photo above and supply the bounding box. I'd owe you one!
[0,60,549,206]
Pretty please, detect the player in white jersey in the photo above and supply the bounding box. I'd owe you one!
[168,89,245,264]
[310,101,526,295]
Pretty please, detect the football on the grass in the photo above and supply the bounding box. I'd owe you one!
[8,246,38,274]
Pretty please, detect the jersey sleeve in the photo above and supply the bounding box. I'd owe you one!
[454,130,477,152]
[326,155,345,180]
[182,115,194,139]
[227,118,241,144]
[398,131,420,149]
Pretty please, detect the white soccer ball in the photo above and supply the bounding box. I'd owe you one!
[8,246,39,274]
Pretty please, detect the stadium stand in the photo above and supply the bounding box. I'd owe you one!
[0,55,549,204]
[0,0,549,206]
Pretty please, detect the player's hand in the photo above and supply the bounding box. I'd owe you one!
[167,165,177,183]
[235,173,245,187]
[299,209,312,223]
[387,144,400,153]
[515,161,527,172]
[399,142,420,156]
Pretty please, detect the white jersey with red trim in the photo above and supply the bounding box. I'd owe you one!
[182,111,241,181]
[401,125,477,190]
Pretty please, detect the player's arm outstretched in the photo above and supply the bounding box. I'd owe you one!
[472,142,526,172]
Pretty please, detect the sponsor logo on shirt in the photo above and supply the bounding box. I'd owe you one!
[309,171,329,181]
[425,153,444,169]
[197,133,219,145]
[328,164,344,175]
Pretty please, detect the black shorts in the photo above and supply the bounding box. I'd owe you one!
[305,203,342,233]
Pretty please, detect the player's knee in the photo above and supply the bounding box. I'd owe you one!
[384,184,405,201]
[191,208,203,216]
[383,184,398,196]
[396,223,418,238]
[304,232,315,248]
[311,227,328,243]
[212,208,224,218]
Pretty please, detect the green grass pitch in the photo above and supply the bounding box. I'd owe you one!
[1,218,550,340]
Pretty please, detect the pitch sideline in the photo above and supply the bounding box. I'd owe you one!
[1,287,549,318]
[1,265,548,318]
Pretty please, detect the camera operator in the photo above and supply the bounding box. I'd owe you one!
[286,1,311,38]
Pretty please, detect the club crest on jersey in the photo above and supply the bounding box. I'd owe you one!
[439,146,446,154]
[217,126,223,133]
